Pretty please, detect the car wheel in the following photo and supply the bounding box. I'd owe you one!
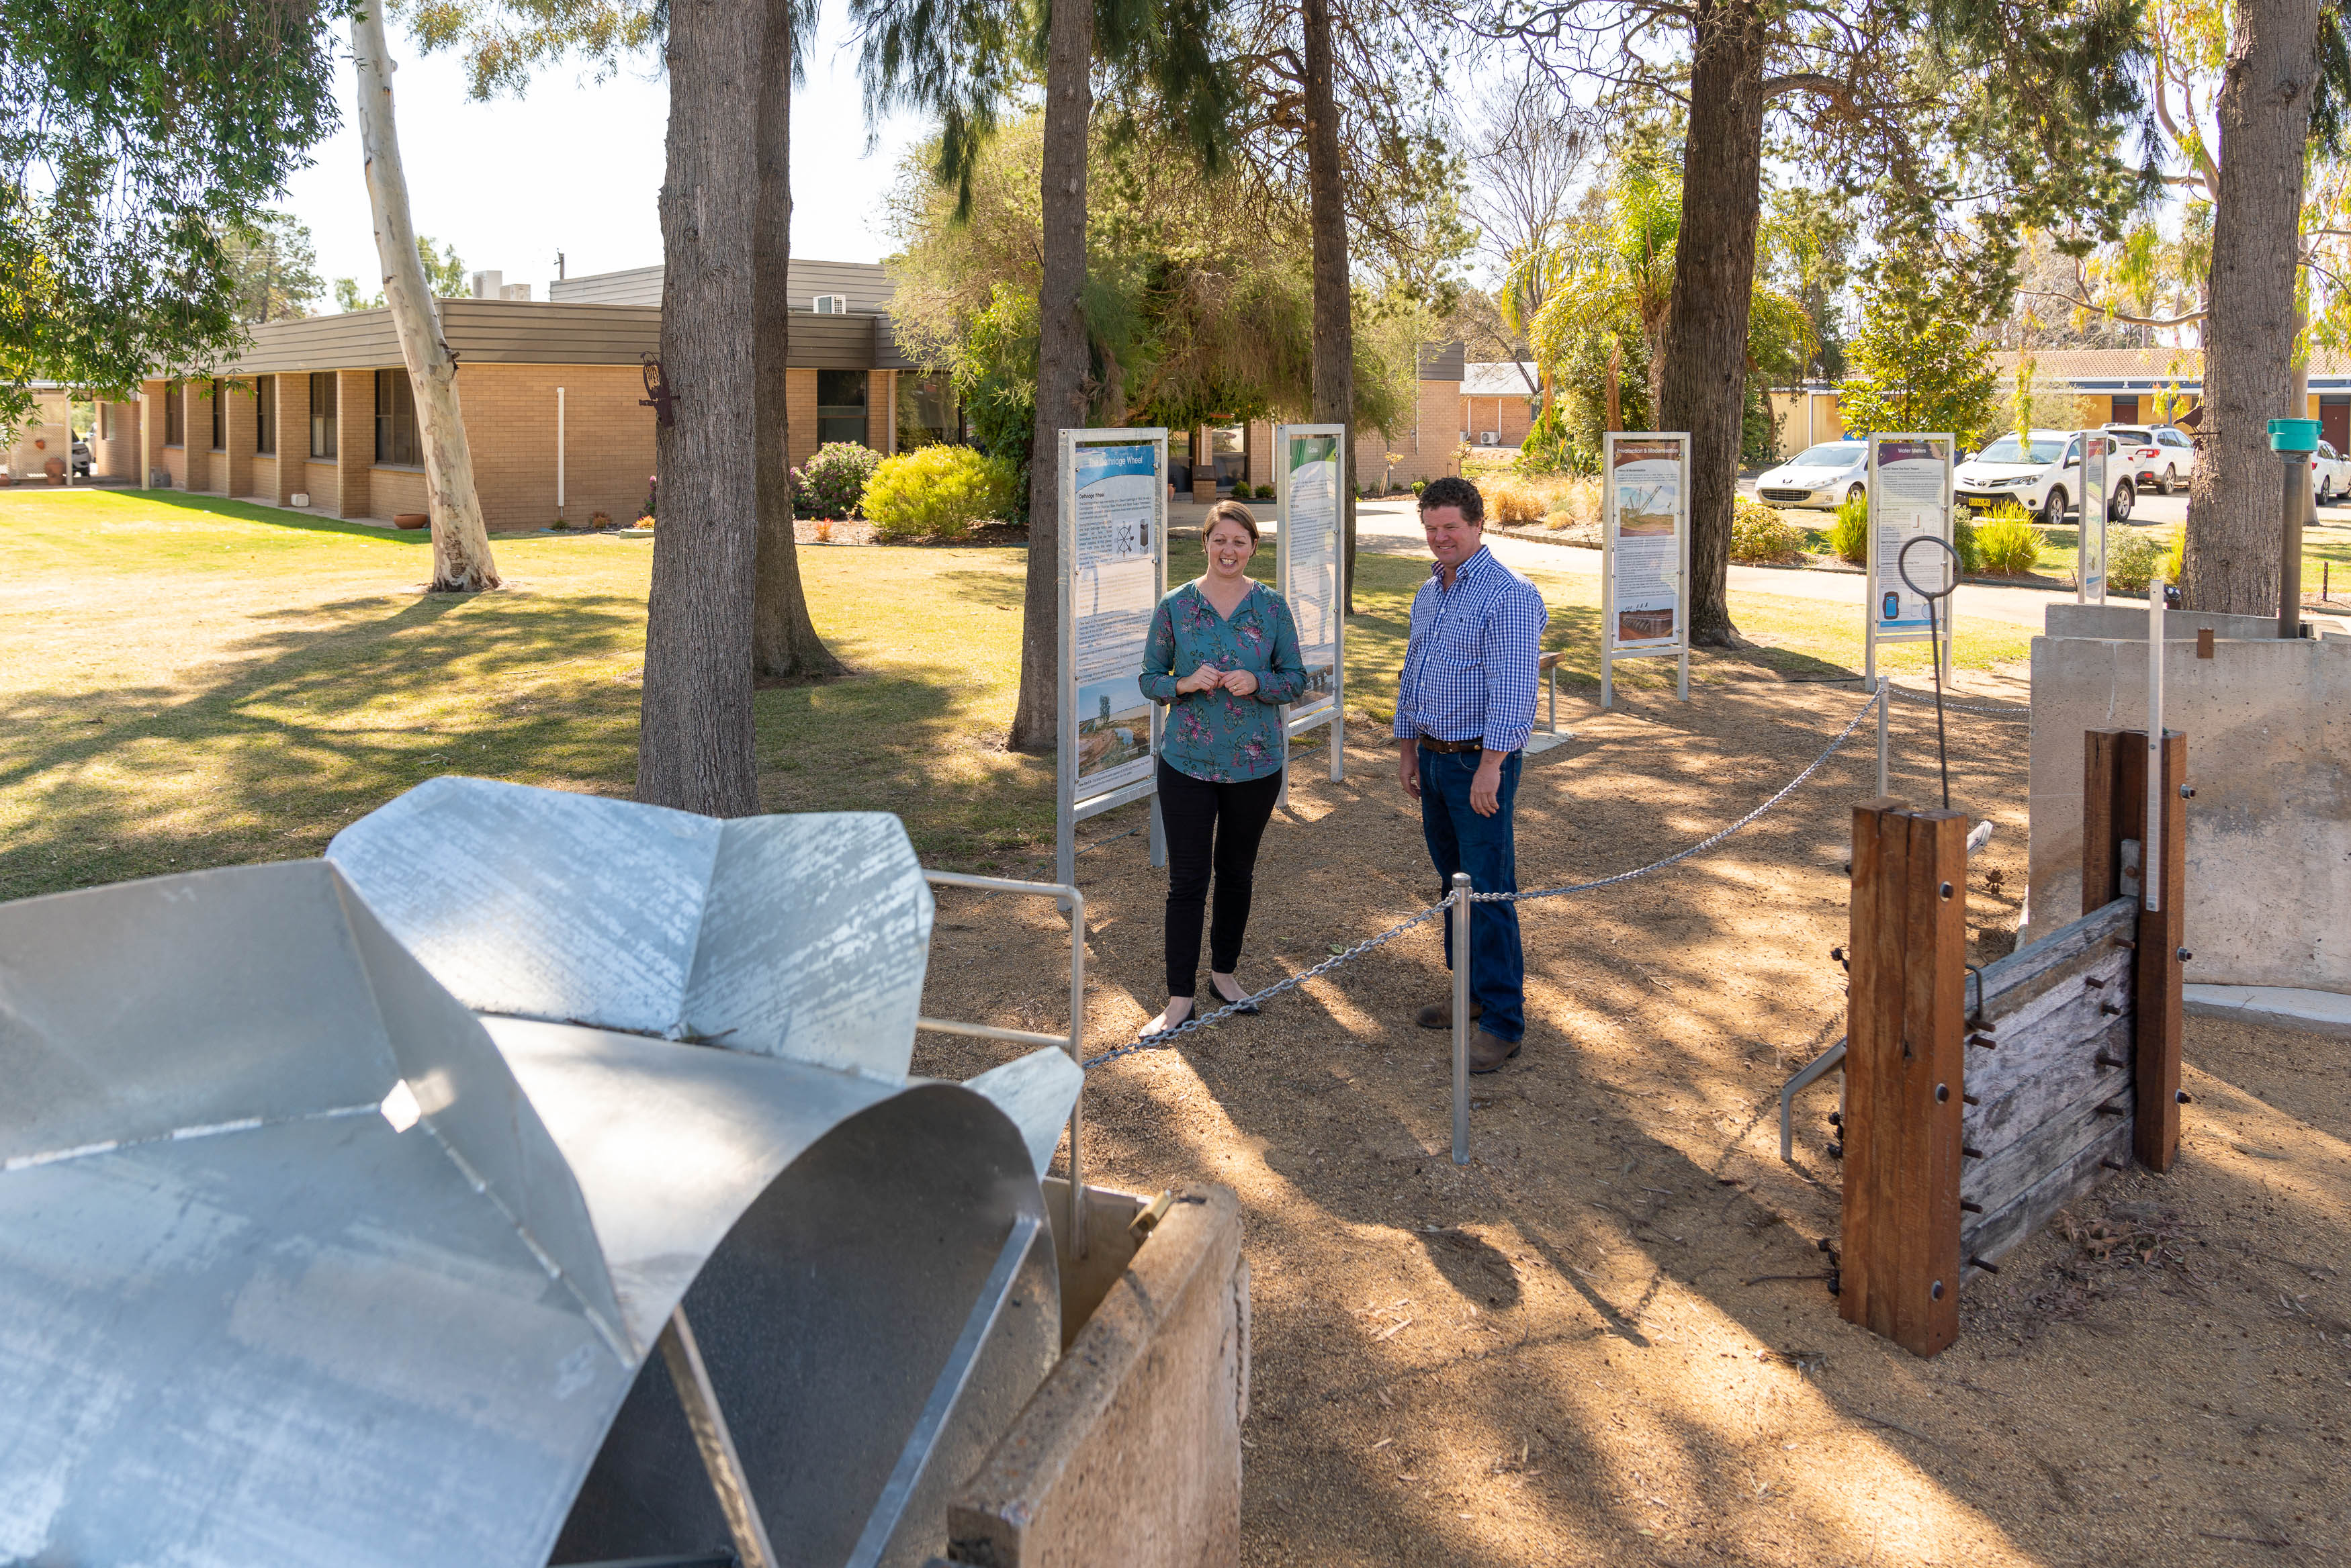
[1845,482,1865,506]
[2111,480,2134,524]
[2041,486,2068,527]
[2161,464,2176,496]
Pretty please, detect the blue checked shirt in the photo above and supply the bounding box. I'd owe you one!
[1392,546,1550,753]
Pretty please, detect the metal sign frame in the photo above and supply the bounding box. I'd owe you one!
[1863,432,1957,794]
[1057,426,1170,887]
[1600,430,1692,708]
[1274,422,1347,788]
[2077,428,2109,605]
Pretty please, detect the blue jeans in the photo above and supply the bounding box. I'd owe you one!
[1419,746,1525,1043]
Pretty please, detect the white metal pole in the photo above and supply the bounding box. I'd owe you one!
[2145,571,2166,912]
[1450,872,1472,1164]
[1149,431,1169,869]
[1601,432,1617,709]
[556,386,566,520]
[1677,436,1691,700]
[1057,431,1078,890]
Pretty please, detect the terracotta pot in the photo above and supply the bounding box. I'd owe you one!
[394,512,429,531]
[44,456,66,483]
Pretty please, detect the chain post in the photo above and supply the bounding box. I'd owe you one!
[1451,873,1472,1165]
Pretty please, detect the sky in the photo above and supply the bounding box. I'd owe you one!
[279,0,930,303]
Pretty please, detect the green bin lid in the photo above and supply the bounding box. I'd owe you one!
[2268,417,2320,453]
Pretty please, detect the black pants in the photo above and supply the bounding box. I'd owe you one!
[1158,758,1283,997]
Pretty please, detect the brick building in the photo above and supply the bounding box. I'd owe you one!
[1460,361,1539,451]
[114,258,949,531]
[1173,342,1466,502]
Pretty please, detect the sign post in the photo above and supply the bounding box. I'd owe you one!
[1600,431,1691,708]
[2078,429,2108,605]
[1274,423,1347,794]
[1058,428,1170,888]
[1863,433,1956,795]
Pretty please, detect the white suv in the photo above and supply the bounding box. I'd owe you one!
[2310,439,2351,504]
[2102,424,2197,496]
[1956,430,2135,526]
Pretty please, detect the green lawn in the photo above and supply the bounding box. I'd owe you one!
[1,488,2023,903]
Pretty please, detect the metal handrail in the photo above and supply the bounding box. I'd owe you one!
[917,869,1089,1256]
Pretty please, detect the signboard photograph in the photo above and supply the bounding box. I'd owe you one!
[1600,432,1691,706]
[1275,424,1347,786]
[1867,436,1953,640]
[1057,428,1170,884]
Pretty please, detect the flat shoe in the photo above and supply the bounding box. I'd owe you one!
[1468,1029,1522,1074]
[1208,975,1260,1015]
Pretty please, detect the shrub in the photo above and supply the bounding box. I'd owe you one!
[862,445,1018,539]
[1975,503,2045,575]
[1411,478,1427,496]
[2106,529,2165,592]
[1951,508,1982,574]
[1830,494,1869,564]
[1730,496,1807,564]
[1483,479,1544,528]
[792,441,883,518]
[2162,530,2185,587]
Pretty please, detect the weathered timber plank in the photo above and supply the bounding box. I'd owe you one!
[2082,731,2128,915]
[1961,1115,2133,1273]
[2137,732,2186,1171]
[1961,1022,2134,1215]
[1961,898,2138,1029]
[1896,809,1967,1358]
[1963,1012,2133,1162]
[1963,943,2135,1119]
[1839,800,1905,1343]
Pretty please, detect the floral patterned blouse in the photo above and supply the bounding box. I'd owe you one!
[1139,580,1310,782]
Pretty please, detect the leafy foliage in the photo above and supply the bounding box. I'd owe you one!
[1730,497,1806,564]
[1836,259,2000,449]
[222,212,322,323]
[1975,504,2046,574]
[792,442,885,519]
[2106,528,2166,592]
[0,0,344,420]
[863,444,1019,538]
[333,234,467,311]
[1830,494,1869,565]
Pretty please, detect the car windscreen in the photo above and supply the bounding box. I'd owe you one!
[1790,443,1861,466]
[1975,434,2066,465]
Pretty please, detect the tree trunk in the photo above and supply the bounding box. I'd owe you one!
[1006,0,1094,753]
[1605,337,1622,432]
[750,0,842,679]
[637,0,762,815]
[2183,0,2322,614]
[1656,0,1768,647]
[1302,0,1359,611]
[352,10,500,593]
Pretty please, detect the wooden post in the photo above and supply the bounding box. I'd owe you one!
[2136,732,2186,1170]
[1840,799,1968,1358]
[2080,728,2145,913]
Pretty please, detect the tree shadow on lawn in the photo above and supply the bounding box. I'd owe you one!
[109,489,442,550]
[0,589,646,903]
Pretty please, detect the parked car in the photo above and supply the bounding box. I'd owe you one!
[2101,424,2197,495]
[71,436,91,477]
[1955,429,2136,526]
[2310,438,2351,504]
[1754,439,1868,510]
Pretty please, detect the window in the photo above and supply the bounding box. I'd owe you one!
[375,369,419,465]
[255,375,275,455]
[164,384,184,447]
[210,379,224,449]
[813,294,848,314]
[309,373,338,458]
[816,369,869,445]
[2160,428,2190,448]
[894,373,959,450]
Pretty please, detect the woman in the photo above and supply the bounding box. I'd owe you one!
[1137,500,1308,1035]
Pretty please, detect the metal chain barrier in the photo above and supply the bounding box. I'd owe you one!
[1886,684,2029,721]
[1081,687,1884,1068]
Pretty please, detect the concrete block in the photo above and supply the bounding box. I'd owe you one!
[945,1183,1246,1568]
[2185,982,2351,1037]
[2025,611,2351,994]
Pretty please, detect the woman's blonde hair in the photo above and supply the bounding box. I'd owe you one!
[1203,499,1259,544]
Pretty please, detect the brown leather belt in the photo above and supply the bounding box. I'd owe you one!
[1417,733,1483,754]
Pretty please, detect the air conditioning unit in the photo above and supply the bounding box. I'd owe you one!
[1479,430,1499,445]
[813,294,849,314]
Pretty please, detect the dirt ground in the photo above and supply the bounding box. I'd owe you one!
[910,669,2351,1567]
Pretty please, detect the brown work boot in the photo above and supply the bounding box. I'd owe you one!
[1415,995,1485,1030]
[1468,1029,1522,1074]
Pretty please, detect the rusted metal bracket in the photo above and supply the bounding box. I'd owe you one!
[640,354,678,427]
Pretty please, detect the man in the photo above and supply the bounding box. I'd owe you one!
[1393,475,1548,1072]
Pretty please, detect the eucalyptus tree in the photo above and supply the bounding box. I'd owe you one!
[1468,73,1597,410]
[406,0,840,683]
[1487,0,2156,644]
[852,0,1239,753]
[0,0,341,425]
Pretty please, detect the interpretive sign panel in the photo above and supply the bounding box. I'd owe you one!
[1601,431,1691,708]
[1059,428,1170,884]
[1863,432,1955,795]
[2078,430,2108,605]
[1275,423,1346,783]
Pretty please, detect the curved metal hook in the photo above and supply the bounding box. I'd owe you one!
[1898,532,1960,603]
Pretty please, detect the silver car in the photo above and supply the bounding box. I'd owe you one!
[1755,440,1868,510]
